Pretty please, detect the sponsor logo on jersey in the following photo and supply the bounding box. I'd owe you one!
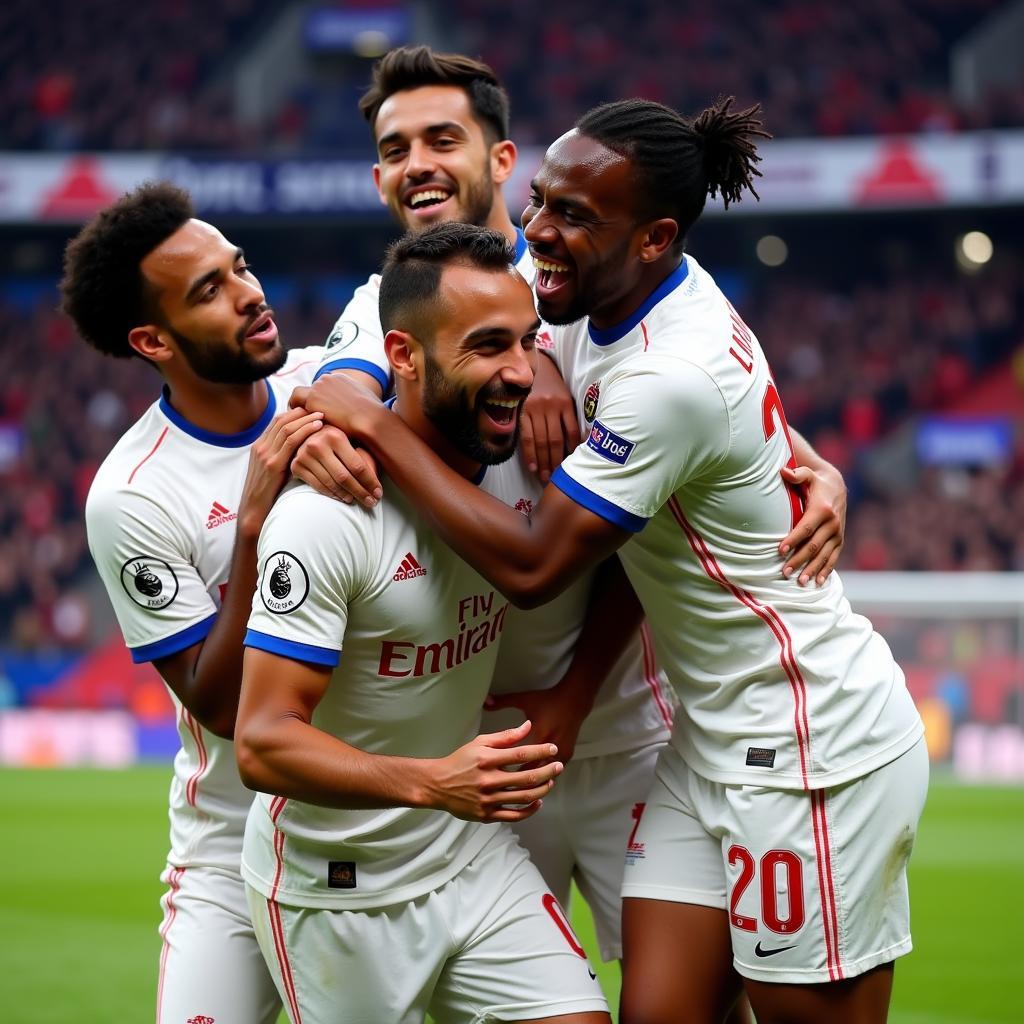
[392,552,427,582]
[583,380,600,422]
[206,500,237,530]
[514,497,533,516]
[535,330,554,351]
[260,551,310,614]
[587,420,635,465]
[186,1016,216,1024]
[745,746,777,768]
[119,556,179,610]
[324,320,360,353]
[754,941,797,958]
[327,861,357,889]
[378,592,508,678]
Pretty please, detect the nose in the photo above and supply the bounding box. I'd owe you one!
[236,271,265,311]
[501,343,536,391]
[405,139,436,179]
[523,206,555,246]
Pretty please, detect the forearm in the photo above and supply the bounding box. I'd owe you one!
[235,713,432,809]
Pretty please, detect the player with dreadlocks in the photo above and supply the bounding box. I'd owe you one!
[292,97,927,1024]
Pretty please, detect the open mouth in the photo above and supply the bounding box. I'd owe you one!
[532,255,572,297]
[480,396,522,433]
[245,311,278,343]
[404,187,453,216]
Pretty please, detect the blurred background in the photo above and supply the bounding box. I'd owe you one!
[0,1,1022,1020]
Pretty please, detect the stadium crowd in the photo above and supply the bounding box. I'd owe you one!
[0,244,1021,652]
[0,0,1019,152]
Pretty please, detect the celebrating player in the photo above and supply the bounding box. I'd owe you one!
[296,46,847,972]
[291,99,928,1024]
[63,183,378,1024]
[235,223,610,1024]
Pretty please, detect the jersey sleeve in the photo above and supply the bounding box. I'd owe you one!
[313,275,390,394]
[244,485,375,667]
[85,486,219,663]
[551,354,730,531]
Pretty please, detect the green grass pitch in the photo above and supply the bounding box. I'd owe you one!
[0,768,1021,1023]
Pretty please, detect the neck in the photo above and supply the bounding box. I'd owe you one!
[589,255,684,331]
[162,372,271,435]
[484,198,520,249]
[391,393,483,482]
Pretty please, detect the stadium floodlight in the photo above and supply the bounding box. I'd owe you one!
[956,230,993,271]
[756,234,788,267]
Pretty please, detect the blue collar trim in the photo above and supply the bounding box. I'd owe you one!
[513,228,528,265]
[588,260,689,347]
[159,380,276,448]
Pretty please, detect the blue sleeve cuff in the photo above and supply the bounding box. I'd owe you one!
[313,358,390,394]
[551,467,648,533]
[130,613,218,664]
[244,628,340,667]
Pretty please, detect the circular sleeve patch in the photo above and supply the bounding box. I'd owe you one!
[260,551,311,614]
[324,320,360,353]
[119,556,179,610]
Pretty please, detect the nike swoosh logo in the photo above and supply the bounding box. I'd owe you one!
[754,941,797,958]
[588,969,597,979]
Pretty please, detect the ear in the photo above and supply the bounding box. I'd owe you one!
[372,163,388,207]
[489,140,517,186]
[128,325,174,364]
[384,329,420,381]
[637,218,679,263]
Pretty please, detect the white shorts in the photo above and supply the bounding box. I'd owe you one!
[246,827,608,1023]
[621,737,929,985]
[157,863,280,1024]
[511,740,663,961]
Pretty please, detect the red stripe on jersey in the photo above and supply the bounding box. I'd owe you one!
[268,898,303,1023]
[156,866,185,1024]
[268,796,289,901]
[811,790,844,980]
[128,426,169,484]
[273,359,316,378]
[181,710,208,807]
[639,623,674,729]
[641,321,651,352]
[666,495,812,789]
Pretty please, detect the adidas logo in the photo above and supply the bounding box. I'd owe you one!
[392,552,427,582]
[206,501,238,530]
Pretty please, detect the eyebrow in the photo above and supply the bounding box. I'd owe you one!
[185,247,244,302]
[378,121,469,149]
[463,318,542,344]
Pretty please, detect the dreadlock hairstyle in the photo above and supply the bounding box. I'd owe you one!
[575,96,772,252]
[60,181,194,359]
[359,46,511,144]
[379,222,516,341]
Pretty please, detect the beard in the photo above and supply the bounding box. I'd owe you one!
[535,234,636,327]
[166,316,287,385]
[397,165,495,233]
[421,352,524,465]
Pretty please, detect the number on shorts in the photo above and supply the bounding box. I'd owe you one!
[728,845,806,935]
[542,893,586,958]
[762,381,804,531]
[628,802,646,850]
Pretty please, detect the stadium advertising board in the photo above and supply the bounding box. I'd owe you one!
[0,131,1022,221]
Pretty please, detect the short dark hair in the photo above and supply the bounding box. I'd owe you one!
[360,46,510,145]
[378,222,516,341]
[576,96,771,252]
[60,182,194,358]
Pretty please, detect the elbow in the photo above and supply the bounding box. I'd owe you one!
[235,728,271,792]
[204,712,236,742]
[502,570,565,610]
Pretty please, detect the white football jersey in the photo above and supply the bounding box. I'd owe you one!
[479,457,674,757]
[314,228,533,392]
[85,346,322,871]
[550,257,923,790]
[242,475,510,910]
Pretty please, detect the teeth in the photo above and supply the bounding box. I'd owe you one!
[487,399,519,408]
[409,190,450,208]
[533,258,569,273]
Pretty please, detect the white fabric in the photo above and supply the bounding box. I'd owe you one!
[551,257,923,789]
[621,736,929,984]
[246,828,607,1024]
[86,346,321,873]
[242,479,511,909]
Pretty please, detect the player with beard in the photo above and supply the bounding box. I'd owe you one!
[63,182,379,1024]
[294,48,847,984]
[290,101,927,1024]
[236,223,609,1024]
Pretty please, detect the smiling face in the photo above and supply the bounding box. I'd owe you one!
[415,263,539,465]
[372,84,510,234]
[137,220,285,384]
[523,130,673,329]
